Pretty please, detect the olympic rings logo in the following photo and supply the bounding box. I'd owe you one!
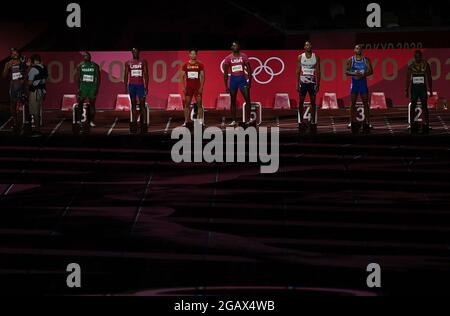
[220,57,285,85]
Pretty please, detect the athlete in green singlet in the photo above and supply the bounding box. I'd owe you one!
[75,52,101,127]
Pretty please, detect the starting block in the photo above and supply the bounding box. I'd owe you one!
[167,94,183,111]
[62,94,77,111]
[274,93,291,110]
[428,92,438,109]
[370,92,387,109]
[298,102,317,125]
[242,102,262,126]
[216,93,231,110]
[116,94,132,111]
[321,92,338,109]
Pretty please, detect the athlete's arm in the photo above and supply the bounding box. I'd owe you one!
[181,64,187,94]
[316,55,321,92]
[199,70,205,94]
[143,60,149,95]
[95,63,101,95]
[405,65,411,98]
[124,62,129,93]
[426,62,433,96]
[223,64,229,92]
[345,58,353,76]
[365,58,373,77]
[2,60,11,79]
[74,64,81,94]
[295,55,302,91]
[245,61,253,89]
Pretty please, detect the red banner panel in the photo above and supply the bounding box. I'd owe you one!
[31,49,449,110]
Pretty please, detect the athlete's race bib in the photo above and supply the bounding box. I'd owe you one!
[302,68,315,76]
[12,72,22,80]
[131,69,143,77]
[232,65,243,73]
[413,76,425,84]
[187,71,199,79]
[82,74,94,82]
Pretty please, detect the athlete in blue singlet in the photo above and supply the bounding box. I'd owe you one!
[346,45,374,132]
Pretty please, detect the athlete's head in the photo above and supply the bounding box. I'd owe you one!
[354,45,363,56]
[231,41,240,53]
[132,48,140,59]
[414,50,423,63]
[31,54,41,65]
[82,51,91,62]
[304,41,312,53]
[189,49,198,61]
[10,48,19,60]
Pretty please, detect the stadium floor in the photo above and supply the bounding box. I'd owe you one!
[0,108,450,296]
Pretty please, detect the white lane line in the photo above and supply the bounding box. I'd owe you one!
[0,117,13,131]
[130,171,154,235]
[2,169,26,196]
[164,117,172,134]
[107,117,118,136]
[437,116,450,134]
[48,119,65,139]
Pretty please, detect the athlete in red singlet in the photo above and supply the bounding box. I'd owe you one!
[181,49,205,127]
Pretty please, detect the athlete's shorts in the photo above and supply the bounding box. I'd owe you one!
[9,84,25,104]
[350,79,369,95]
[229,75,248,92]
[411,85,428,107]
[299,82,316,97]
[185,85,201,97]
[128,84,146,100]
[79,85,98,99]
[29,90,44,116]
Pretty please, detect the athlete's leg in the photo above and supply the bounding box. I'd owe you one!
[309,86,317,125]
[230,89,238,124]
[298,94,305,125]
[350,93,358,123]
[76,96,84,123]
[241,86,252,123]
[361,93,370,126]
[410,89,420,126]
[184,94,192,124]
[90,97,96,124]
[9,88,19,128]
[138,97,147,124]
[419,90,429,126]
[196,94,204,123]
